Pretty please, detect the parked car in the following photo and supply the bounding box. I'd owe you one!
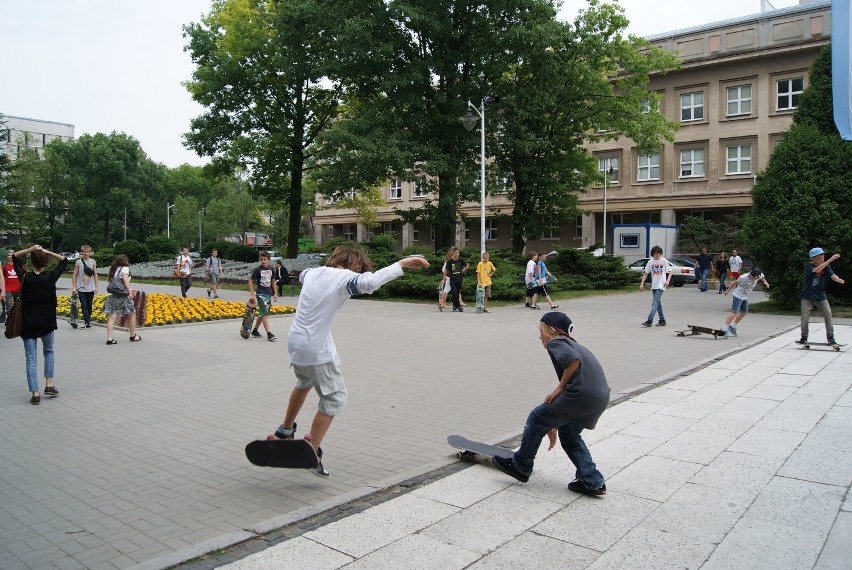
[626,258,698,287]
[61,252,81,260]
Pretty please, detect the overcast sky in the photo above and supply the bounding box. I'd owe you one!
[0,0,802,168]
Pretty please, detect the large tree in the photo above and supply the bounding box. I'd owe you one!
[183,0,343,258]
[742,46,852,308]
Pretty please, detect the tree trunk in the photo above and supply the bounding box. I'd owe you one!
[287,168,302,259]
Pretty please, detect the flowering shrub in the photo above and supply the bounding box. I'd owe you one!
[56,293,295,327]
[94,258,321,283]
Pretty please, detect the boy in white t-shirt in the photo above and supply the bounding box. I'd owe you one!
[639,245,671,327]
[270,246,429,476]
[723,268,770,337]
[728,249,743,280]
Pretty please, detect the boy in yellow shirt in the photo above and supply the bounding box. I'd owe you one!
[476,251,497,313]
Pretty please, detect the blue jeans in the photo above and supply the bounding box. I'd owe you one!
[699,268,710,291]
[647,289,665,322]
[511,404,605,489]
[23,331,55,393]
[718,271,728,292]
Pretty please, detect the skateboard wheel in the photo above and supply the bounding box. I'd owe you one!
[803,344,810,350]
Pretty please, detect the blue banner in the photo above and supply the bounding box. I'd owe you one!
[834,0,852,140]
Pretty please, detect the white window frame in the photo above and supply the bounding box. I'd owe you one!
[389,178,402,200]
[343,224,356,241]
[413,226,419,242]
[726,85,752,116]
[680,91,704,122]
[413,176,428,197]
[726,144,752,175]
[637,153,660,181]
[679,148,704,178]
[485,219,498,241]
[598,156,619,184]
[575,215,583,239]
[543,219,560,240]
[611,213,630,225]
[776,77,803,111]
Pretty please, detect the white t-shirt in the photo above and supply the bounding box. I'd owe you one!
[525,259,538,285]
[729,255,743,273]
[177,255,192,275]
[732,273,763,299]
[643,257,671,290]
[287,263,404,366]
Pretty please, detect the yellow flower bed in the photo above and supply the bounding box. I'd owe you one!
[56,294,295,327]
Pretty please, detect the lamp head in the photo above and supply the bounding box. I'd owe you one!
[460,108,478,131]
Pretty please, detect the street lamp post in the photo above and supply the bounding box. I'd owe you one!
[461,95,499,256]
[602,166,613,253]
[198,208,204,251]
[167,203,176,239]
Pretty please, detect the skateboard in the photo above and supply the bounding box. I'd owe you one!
[798,341,845,352]
[239,298,258,338]
[1,298,7,324]
[675,324,727,339]
[475,284,485,314]
[69,292,79,329]
[447,435,514,460]
[437,282,444,312]
[245,438,318,468]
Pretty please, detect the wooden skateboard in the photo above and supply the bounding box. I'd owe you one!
[239,298,258,338]
[69,292,79,329]
[245,439,318,469]
[448,435,514,460]
[475,284,485,313]
[798,341,844,352]
[676,324,727,339]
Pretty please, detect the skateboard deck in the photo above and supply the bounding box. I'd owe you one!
[798,341,845,352]
[240,298,258,339]
[69,293,79,329]
[676,324,727,339]
[475,284,485,314]
[448,435,514,460]
[437,283,444,312]
[0,299,6,324]
[245,438,318,468]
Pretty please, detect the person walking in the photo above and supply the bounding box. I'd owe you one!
[798,247,845,345]
[728,249,743,280]
[639,245,672,327]
[525,252,540,309]
[692,246,714,292]
[716,252,730,294]
[104,255,141,345]
[71,245,98,328]
[205,248,225,299]
[446,247,469,312]
[247,251,278,341]
[11,245,67,405]
[536,252,560,310]
[176,247,193,298]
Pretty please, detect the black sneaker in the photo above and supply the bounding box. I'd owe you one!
[267,332,277,342]
[656,320,667,327]
[827,336,837,345]
[568,479,606,496]
[207,288,211,298]
[524,303,531,308]
[44,386,59,397]
[491,455,529,483]
[795,337,808,345]
[642,321,653,327]
[251,329,262,338]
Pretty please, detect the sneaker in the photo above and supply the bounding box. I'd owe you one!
[30,394,40,405]
[483,309,490,313]
[642,321,653,327]
[267,332,277,342]
[530,305,540,310]
[251,329,262,338]
[272,423,297,440]
[568,480,606,496]
[550,305,559,309]
[827,336,837,345]
[491,455,529,483]
[656,320,666,327]
[728,325,738,337]
[312,447,330,477]
[44,386,59,397]
[84,324,92,329]
[458,307,464,312]
[524,303,531,308]
[795,337,808,345]
[213,295,220,299]
[207,288,211,298]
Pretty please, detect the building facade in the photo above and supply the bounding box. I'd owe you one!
[2,115,75,159]
[311,0,831,254]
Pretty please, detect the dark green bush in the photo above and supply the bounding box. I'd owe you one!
[222,243,264,262]
[94,248,115,267]
[145,236,178,256]
[114,240,150,263]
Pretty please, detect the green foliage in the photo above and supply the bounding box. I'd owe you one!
[742,47,852,309]
[222,243,263,262]
[113,240,150,263]
[145,235,179,256]
[93,248,116,267]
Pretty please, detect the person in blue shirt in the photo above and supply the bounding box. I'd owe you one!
[798,247,845,345]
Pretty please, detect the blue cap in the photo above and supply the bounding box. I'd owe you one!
[809,247,825,258]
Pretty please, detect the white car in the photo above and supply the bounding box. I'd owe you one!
[626,258,698,287]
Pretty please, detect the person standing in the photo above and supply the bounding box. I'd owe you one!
[491,312,609,496]
[248,251,278,340]
[639,245,672,327]
[205,248,225,299]
[728,249,743,280]
[475,251,496,313]
[71,245,98,328]
[446,247,469,312]
[525,252,540,309]
[176,247,193,298]
[692,246,714,292]
[12,245,67,405]
[798,247,845,345]
[105,255,142,345]
[715,252,730,294]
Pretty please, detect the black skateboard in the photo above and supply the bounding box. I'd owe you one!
[245,438,318,469]
[448,435,514,460]
[798,341,845,352]
[676,324,727,339]
[239,298,257,339]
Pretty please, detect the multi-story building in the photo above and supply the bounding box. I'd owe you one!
[311,0,831,254]
[2,114,75,159]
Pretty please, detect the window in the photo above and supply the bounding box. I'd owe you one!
[612,213,630,225]
[650,211,662,224]
[485,219,498,240]
[777,77,803,110]
[598,156,619,184]
[543,219,560,239]
[380,222,395,235]
[575,215,583,239]
[680,92,704,122]
[495,176,510,194]
[413,176,428,197]
[389,179,402,199]
[620,233,640,248]
[343,224,355,241]
[727,85,752,116]
[679,148,704,178]
[726,144,752,175]
[413,226,419,242]
[464,225,470,241]
[637,153,660,181]
[691,210,714,222]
